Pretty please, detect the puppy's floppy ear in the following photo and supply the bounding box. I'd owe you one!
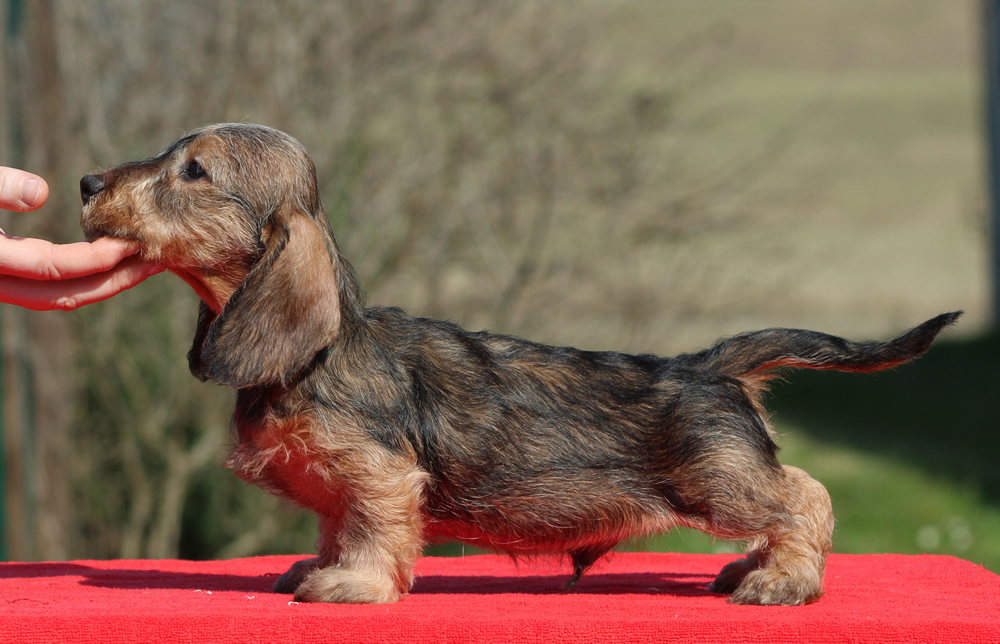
[187,300,217,379]
[188,208,341,388]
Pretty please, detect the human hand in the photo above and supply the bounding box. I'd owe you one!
[0,236,163,310]
[0,166,48,211]
[0,167,163,310]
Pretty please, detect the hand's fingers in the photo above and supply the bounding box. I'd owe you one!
[0,236,139,280]
[0,167,49,212]
[0,257,163,311]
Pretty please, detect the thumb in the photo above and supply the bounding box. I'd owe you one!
[0,167,49,212]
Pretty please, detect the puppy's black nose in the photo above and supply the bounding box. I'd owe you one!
[80,174,105,205]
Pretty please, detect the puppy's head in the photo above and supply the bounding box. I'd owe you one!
[81,123,352,388]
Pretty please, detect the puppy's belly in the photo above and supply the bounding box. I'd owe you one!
[421,490,681,555]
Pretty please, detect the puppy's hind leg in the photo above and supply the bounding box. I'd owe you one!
[712,465,834,606]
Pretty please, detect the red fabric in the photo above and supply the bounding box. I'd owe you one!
[1,553,997,643]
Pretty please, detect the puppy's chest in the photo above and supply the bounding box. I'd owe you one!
[227,411,357,514]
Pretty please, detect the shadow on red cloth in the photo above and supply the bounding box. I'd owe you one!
[0,562,272,593]
[413,572,714,596]
[0,561,716,598]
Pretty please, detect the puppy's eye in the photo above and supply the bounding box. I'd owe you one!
[183,160,208,181]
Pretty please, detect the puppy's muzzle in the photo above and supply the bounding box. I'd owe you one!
[80,174,106,205]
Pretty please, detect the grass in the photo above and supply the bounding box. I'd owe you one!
[779,431,1000,568]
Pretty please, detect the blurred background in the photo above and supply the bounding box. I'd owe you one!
[1,1,996,571]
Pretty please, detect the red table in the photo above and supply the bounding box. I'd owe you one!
[1,552,997,643]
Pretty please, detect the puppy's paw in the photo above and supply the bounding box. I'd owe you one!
[294,566,402,604]
[273,557,320,595]
[708,557,756,595]
[727,567,822,606]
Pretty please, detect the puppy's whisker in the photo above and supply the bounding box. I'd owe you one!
[80,122,961,606]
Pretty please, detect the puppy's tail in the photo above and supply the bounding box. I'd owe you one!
[684,311,961,381]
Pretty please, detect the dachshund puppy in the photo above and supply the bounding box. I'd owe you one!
[80,123,959,606]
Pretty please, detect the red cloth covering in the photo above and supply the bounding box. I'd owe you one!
[1,553,997,643]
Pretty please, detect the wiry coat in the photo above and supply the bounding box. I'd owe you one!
[79,123,959,606]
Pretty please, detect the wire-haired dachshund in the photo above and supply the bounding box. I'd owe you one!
[79,123,959,605]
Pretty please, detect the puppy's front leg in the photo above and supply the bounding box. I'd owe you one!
[273,556,321,595]
[273,515,341,595]
[290,463,429,604]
